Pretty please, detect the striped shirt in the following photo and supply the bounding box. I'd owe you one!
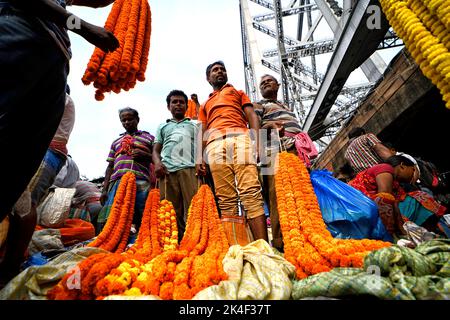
[107,130,154,182]
[254,100,302,150]
[344,133,383,173]
[71,180,101,206]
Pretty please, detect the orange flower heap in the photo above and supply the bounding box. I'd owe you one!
[48,185,229,300]
[275,152,391,279]
[82,0,152,101]
[88,171,136,253]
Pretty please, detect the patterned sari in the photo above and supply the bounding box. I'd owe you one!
[349,165,447,233]
[349,165,406,236]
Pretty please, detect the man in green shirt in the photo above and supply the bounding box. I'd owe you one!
[153,90,200,242]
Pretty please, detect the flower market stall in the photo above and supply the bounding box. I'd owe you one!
[1,152,448,300]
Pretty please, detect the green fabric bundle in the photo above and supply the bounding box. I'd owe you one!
[292,239,450,300]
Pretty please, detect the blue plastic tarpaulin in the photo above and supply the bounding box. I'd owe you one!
[310,170,392,242]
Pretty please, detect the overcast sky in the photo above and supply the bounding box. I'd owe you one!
[66,0,401,180]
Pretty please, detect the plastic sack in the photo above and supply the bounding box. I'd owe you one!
[310,170,392,241]
[28,229,64,256]
[37,187,76,228]
[403,221,440,246]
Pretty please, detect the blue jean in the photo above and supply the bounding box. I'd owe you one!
[0,6,69,218]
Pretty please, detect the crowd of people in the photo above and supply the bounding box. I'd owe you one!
[1,0,448,292]
[343,128,449,238]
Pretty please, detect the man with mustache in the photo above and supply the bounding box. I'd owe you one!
[197,61,268,244]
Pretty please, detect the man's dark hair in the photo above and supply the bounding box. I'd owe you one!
[166,90,188,106]
[119,107,139,119]
[348,127,366,139]
[385,155,415,167]
[206,60,225,78]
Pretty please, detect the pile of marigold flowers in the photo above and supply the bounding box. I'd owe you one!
[275,152,392,279]
[81,0,152,101]
[87,171,136,253]
[48,185,229,300]
[379,0,450,108]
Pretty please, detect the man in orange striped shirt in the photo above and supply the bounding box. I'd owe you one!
[197,61,268,243]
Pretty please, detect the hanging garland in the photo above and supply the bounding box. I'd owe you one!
[379,0,450,108]
[275,152,391,279]
[81,0,152,101]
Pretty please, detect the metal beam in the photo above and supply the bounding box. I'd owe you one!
[253,21,299,46]
[303,0,391,140]
[253,4,317,22]
[306,0,318,84]
[263,39,335,58]
[263,59,317,92]
[240,0,266,102]
[315,0,386,82]
[249,0,274,10]
[303,12,323,41]
[297,0,306,41]
[273,0,303,121]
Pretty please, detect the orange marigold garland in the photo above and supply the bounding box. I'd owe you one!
[47,253,110,300]
[82,0,152,100]
[275,152,391,279]
[88,171,136,253]
[128,188,160,257]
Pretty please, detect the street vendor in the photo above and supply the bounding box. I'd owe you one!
[197,61,268,243]
[0,0,118,288]
[153,90,199,242]
[349,155,447,235]
[97,107,154,235]
[253,74,317,252]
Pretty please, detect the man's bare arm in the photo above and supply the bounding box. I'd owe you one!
[70,0,115,8]
[11,0,119,53]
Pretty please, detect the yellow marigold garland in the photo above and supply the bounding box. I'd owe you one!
[275,152,391,279]
[158,200,179,252]
[379,0,450,108]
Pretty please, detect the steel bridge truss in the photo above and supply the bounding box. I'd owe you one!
[240,0,403,152]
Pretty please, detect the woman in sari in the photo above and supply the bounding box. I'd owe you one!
[349,155,447,236]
